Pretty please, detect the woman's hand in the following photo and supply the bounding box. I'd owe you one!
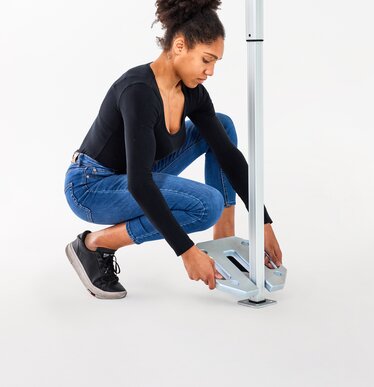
[264,223,283,268]
[181,245,223,290]
[181,224,283,289]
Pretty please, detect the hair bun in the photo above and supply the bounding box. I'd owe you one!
[152,0,225,52]
[154,0,222,29]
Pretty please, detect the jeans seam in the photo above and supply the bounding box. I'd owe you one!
[128,187,207,243]
[219,168,229,206]
[126,221,138,244]
[155,139,202,173]
[65,182,93,222]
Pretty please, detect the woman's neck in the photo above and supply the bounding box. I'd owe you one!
[150,52,182,94]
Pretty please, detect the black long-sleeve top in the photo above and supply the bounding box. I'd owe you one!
[77,62,273,256]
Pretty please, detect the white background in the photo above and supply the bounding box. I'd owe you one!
[1,1,373,386]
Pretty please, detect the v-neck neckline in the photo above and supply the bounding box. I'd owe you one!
[147,62,186,137]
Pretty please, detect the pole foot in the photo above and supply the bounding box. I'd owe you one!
[238,298,277,308]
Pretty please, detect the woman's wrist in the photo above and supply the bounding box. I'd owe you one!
[181,244,197,260]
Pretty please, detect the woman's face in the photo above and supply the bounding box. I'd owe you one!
[173,36,224,88]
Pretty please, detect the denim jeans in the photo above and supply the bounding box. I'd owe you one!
[64,112,238,245]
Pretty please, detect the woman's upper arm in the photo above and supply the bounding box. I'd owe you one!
[118,83,159,190]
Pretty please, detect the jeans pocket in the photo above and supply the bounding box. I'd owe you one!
[64,164,87,184]
[85,165,116,184]
[64,182,93,222]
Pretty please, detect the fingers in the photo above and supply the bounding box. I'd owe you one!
[274,247,283,266]
[264,252,271,268]
[208,275,215,290]
[212,260,223,280]
[264,255,272,269]
[207,262,219,289]
[201,275,215,288]
[190,258,222,290]
[270,248,282,267]
[264,251,280,269]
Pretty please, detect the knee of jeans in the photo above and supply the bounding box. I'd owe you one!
[216,112,238,147]
[202,188,225,229]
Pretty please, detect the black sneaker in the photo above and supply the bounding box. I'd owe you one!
[65,230,127,299]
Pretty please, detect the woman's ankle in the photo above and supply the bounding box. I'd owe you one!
[83,223,134,251]
[84,232,98,252]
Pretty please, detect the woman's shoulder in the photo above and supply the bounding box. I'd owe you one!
[113,62,152,82]
[110,62,156,94]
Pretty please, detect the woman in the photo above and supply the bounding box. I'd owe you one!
[64,0,282,299]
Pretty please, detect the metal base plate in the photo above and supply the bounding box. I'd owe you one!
[196,236,287,299]
[237,298,277,308]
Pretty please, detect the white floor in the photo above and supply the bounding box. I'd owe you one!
[1,166,373,386]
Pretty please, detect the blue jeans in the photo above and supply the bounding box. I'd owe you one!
[64,112,238,245]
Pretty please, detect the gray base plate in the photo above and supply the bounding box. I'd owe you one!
[196,236,287,299]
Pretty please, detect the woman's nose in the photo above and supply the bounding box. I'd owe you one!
[205,67,214,77]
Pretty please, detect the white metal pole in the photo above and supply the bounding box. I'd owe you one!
[198,0,284,306]
[246,0,266,302]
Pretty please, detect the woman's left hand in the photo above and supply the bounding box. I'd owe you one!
[264,223,283,268]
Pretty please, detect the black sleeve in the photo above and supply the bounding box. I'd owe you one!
[188,85,273,224]
[119,83,195,256]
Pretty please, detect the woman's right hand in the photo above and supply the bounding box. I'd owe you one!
[181,245,223,290]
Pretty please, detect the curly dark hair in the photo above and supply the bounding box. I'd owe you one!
[151,0,225,52]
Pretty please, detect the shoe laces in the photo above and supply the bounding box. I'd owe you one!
[100,251,121,283]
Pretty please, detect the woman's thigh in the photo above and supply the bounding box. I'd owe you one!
[152,112,237,175]
[64,161,224,226]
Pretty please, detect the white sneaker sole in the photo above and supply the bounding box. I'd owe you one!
[65,242,127,299]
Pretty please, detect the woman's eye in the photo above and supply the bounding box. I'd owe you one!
[203,59,209,64]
